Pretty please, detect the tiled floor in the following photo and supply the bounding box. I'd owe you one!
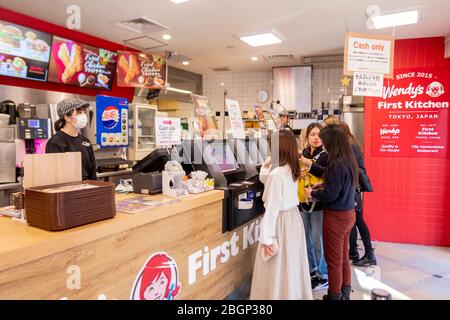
[312,241,450,300]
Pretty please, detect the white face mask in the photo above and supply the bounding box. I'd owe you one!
[73,113,88,130]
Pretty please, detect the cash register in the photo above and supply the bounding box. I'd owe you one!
[177,139,264,232]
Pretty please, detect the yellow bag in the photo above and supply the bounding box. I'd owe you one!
[297,156,325,204]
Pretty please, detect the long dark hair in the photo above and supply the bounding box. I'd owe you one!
[319,125,359,186]
[271,130,301,181]
[339,121,362,151]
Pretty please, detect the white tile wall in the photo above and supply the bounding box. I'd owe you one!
[203,66,346,129]
[203,71,273,130]
[312,67,345,111]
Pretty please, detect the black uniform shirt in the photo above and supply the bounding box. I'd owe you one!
[45,130,97,180]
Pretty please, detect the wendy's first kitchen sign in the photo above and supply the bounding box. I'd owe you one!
[371,68,449,158]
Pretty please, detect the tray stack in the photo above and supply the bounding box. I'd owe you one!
[25,180,116,231]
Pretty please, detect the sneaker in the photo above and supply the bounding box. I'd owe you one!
[312,278,328,291]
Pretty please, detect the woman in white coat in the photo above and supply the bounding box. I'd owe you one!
[250,130,313,300]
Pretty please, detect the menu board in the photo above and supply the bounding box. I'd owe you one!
[48,36,117,90]
[371,68,449,158]
[116,51,166,88]
[0,20,52,81]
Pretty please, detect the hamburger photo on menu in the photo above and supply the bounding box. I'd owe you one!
[0,20,52,81]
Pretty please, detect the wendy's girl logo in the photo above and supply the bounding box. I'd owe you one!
[130,252,181,300]
[101,106,119,130]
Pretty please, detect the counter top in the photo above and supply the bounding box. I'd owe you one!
[0,190,224,272]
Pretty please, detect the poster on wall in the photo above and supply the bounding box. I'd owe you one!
[191,94,219,138]
[344,32,394,78]
[95,95,129,148]
[225,98,245,139]
[116,51,166,89]
[48,36,117,90]
[155,117,181,146]
[371,68,449,158]
[254,105,267,129]
[0,20,52,81]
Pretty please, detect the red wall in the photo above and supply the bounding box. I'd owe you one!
[364,37,450,246]
[0,7,135,100]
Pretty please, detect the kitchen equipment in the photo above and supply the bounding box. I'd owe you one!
[0,125,16,183]
[0,100,17,124]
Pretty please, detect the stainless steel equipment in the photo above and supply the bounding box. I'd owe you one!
[0,126,16,183]
[342,95,365,148]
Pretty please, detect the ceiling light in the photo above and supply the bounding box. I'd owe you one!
[251,56,258,61]
[170,0,190,3]
[372,10,419,29]
[165,87,192,94]
[162,34,172,40]
[182,61,190,65]
[238,29,285,47]
[220,83,225,86]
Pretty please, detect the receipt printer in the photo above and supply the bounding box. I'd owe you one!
[132,172,162,195]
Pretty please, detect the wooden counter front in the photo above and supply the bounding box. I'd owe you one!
[0,190,260,300]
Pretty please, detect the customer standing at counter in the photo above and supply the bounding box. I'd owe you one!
[338,122,376,266]
[250,130,312,300]
[46,98,97,180]
[298,123,329,290]
[305,125,358,300]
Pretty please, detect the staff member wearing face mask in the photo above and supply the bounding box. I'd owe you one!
[46,98,97,180]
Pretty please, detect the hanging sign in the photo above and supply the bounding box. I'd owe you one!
[95,95,129,148]
[353,72,384,97]
[191,94,219,138]
[344,32,395,78]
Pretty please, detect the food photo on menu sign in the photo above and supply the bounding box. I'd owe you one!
[48,36,117,90]
[0,20,52,81]
[116,51,166,88]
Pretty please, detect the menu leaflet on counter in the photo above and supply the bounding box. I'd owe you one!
[0,20,52,81]
[48,36,117,90]
[371,68,449,158]
[225,98,245,139]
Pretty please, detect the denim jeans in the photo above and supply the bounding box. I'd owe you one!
[299,206,328,279]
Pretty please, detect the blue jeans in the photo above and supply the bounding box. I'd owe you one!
[299,207,328,279]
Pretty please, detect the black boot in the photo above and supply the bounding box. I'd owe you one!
[353,249,377,266]
[341,285,352,300]
[349,251,359,262]
[323,292,342,300]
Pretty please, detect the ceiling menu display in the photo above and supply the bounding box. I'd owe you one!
[48,36,117,90]
[116,51,166,89]
[0,20,52,81]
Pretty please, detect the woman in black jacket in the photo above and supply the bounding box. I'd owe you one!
[305,125,359,300]
[339,122,376,266]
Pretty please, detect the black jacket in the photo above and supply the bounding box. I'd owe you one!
[46,130,97,180]
[311,158,356,211]
[351,143,373,192]
[300,146,328,212]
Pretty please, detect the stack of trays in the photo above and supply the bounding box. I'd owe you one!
[25,180,116,231]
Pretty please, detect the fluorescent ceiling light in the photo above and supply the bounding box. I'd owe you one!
[238,29,285,47]
[166,87,192,94]
[182,61,190,65]
[170,0,190,3]
[372,10,419,29]
[251,56,258,61]
[220,83,225,86]
[162,34,172,40]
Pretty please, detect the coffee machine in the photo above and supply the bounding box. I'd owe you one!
[16,103,52,154]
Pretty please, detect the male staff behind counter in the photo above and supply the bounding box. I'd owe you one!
[46,98,97,180]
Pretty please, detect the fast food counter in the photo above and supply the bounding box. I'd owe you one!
[0,190,260,300]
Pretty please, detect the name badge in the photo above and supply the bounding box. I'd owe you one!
[82,141,91,147]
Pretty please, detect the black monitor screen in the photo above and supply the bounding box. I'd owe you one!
[204,141,240,172]
[132,148,170,173]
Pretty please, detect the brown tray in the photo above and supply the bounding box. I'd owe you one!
[25,180,116,231]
